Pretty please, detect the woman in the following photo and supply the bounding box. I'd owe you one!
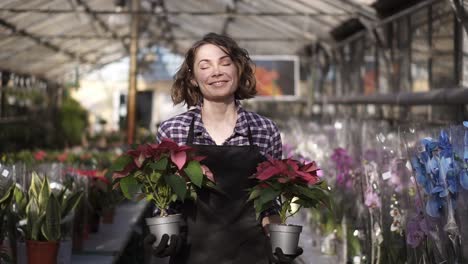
[145,33,302,264]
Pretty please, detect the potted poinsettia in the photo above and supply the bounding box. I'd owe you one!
[248,158,332,254]
[111,138,214,241]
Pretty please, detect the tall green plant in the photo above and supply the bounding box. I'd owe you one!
[15,172,83,241]
[58,97,88,146]
[0,172,15,241]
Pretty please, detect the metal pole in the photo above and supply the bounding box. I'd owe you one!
[127,0,140,145]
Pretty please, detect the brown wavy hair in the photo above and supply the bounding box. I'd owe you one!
[171,32,257,107]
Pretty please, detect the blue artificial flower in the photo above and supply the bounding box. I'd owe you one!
[464,124,468,161]
[420,151,429,164]
[426,196,444,218]
[460,169,468,190]
[411,156,432,194]
[431,185,448,197]
[439,156,453,182]
[415,128,464,218]
[428,157,440,177]
[446,170,458,194]
[438,130,453,158]
[421,138,438,158]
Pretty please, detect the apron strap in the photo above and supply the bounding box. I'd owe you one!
[247,126,254,146]
[187,116,254,146]
[187,117,196,145]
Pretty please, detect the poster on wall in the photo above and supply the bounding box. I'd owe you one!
[251,55,299,99]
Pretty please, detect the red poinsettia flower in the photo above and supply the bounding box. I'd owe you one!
[34,150,47,161]
[127,143,154,168]
[57,152,68,163]
[296,161,320,185]
[110,137,215,217]
[157,138,198,170]
[255,158,319,185]
[249,157,330,224]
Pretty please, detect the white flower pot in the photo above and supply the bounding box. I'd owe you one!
[145,214,182,245]
[268,224,302,255]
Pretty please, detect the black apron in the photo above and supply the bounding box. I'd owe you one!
[170,118,269,264]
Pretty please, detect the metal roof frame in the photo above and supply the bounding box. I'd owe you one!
[0,0,378,82]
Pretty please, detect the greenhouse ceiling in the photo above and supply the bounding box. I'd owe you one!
[0,0,425,82]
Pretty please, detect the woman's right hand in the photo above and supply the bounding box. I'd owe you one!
[144,234,184,257]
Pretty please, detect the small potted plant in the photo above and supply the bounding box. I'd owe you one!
[14,172,83,264]
[248,158,332,255]
[0,165,15,245]
[111,138,214,243]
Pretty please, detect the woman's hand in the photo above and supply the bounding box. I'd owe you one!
[144,234,184,257]
[261,215,281,234]
[264,236,303,264]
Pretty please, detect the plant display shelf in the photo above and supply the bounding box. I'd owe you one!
[71,200,148,264]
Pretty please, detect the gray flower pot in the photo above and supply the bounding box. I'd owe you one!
[145,214,182,245]
[268,224,302,255]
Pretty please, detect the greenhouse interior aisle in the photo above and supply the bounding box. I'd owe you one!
[2,0,468,264]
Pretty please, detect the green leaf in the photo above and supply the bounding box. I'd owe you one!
[149,157,168,171]
[258,188,281,205]
[247,188,261,202]
[292,185,332,210]
[150,171,162,183]
[26,197,40,240]
[119,176,141,199]
[253,198,274,220]
[184,161,203,188]
[28,172,42,199]
[38,176,50,212]
[164,174,187,201]
[41,194,61,241]
[110,155,133,172]
[0,185,14,206]
[61,191,83,218]
[14,184,27,217]
[0,177,13,204]
[293,198,319,208]
[146,194,153,201]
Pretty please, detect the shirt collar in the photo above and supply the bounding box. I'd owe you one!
[191,100,250,136]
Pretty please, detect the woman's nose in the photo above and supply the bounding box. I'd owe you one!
[211,65,223,76]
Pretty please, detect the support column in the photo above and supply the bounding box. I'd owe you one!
[127,0,140,145]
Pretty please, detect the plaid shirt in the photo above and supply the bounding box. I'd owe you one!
[156,103,282,218]
[156,104,282,159]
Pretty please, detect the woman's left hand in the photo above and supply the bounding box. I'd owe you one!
[264,236,303,264]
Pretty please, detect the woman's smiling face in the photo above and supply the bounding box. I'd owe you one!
[191,43,239,103]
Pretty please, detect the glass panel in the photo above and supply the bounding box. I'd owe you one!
[410,7,430,92]
[363,35,377,95]
[431,1,455,88]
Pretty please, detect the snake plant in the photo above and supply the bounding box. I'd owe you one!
[0,167,15,242]
[15,172,83,242]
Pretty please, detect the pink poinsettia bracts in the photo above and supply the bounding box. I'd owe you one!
[110,138,215,216]
[248,156,330,224]
[254,158,320,185]
[112,138,209,180]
